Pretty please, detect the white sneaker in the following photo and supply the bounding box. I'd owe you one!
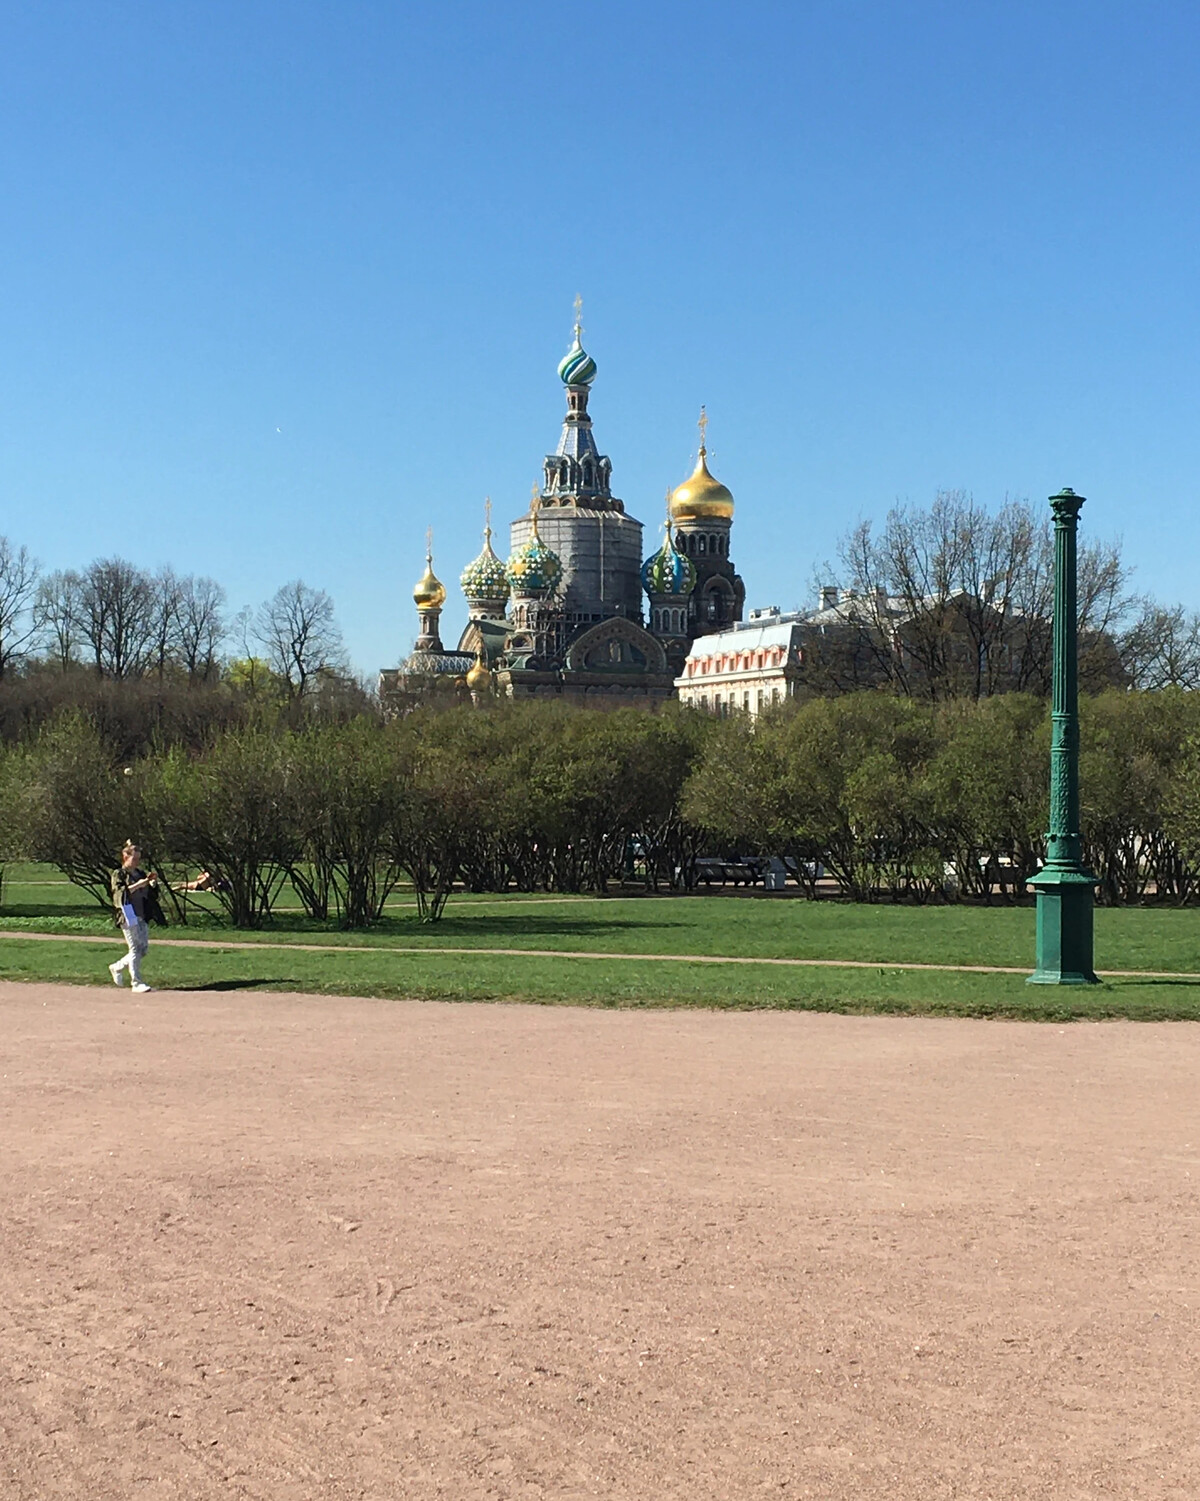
[131,982,153,994]
[109,962,125,987]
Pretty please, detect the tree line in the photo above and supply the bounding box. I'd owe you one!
[806,490,1200,698]
[0,537,349,697]
[7,692,1200,925]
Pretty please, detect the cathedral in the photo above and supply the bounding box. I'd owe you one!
[380,310,745,708]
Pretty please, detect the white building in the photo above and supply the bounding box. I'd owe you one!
[674,607,805,716]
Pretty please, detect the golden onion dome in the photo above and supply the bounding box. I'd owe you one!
[670,411,734,522]
[413,540,447,610]
[466,652,492,691]
[669,446,734,523]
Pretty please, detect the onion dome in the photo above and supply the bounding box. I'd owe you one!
[669,407,735,522]
[460,501,510,605]
[557,296,597,386]
[642,507,698,598]
[466,650,492,692]
[413,538,447,609]
[505,499,563,595]
[557,334,597,388]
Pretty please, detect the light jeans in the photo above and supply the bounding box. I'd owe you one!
[113,917,149,986]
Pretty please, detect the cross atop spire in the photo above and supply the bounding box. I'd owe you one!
[698,405,708,456]
[573,293,583,341]
[483,496,492,544]
[425,525,434,565]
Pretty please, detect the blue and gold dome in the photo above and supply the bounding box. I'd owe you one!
[505,502,562,595]
[641,525,697,598]
[460,502,509,604]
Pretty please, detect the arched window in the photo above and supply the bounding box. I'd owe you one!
[698,535,707,555]
[709,535,717,554]
[582,461,593,487]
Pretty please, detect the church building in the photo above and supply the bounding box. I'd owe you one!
[381,309,744,709]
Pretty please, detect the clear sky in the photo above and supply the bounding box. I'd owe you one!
[1,1,1198,674]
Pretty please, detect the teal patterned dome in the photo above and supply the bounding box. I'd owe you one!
[641,529,697,598]
[557,335,597,388]
[506,510,562,595]
[460,532,509,604]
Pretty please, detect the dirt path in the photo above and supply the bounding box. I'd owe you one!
[0,925,1195,979]
[2,983,1198,1499]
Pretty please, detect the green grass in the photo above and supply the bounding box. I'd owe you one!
[2,864,1199,1018]
[1,936,1198,1019]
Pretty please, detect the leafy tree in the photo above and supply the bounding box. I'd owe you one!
[151,729,300,927]
[22,713,152,905]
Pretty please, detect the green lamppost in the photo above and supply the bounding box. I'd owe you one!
[1028,487,1099,985]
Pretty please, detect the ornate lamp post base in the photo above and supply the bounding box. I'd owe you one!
[1027,867,1099,985]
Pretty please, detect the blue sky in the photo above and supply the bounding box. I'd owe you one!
[1,0,1198,673]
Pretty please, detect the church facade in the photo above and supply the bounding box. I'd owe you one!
[381,313,745,709]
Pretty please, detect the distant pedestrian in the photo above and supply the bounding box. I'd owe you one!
[109,841,166,993]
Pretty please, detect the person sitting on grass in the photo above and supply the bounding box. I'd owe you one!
[173,869,231,894]
[109,840,167,993]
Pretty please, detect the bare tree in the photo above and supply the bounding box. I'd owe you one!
[1120,600,1200,690]
[78,558,154,678]
[177,575,227,683]
[255,580,346,698]
[147,566,185,680]
[33,570,84,671]
[0,537,41,677]
[835,492,1131,699]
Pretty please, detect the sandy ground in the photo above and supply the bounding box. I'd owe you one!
[1,984,1199,1500]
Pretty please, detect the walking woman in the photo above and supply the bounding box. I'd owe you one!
[109,840,166,992]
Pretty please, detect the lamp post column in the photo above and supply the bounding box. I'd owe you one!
[1028,487,1099,985]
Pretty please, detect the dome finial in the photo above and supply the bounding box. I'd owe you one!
[483,495,492,546]
[698,405,708,456]
[573,292,583,342]
[530,482,543,537]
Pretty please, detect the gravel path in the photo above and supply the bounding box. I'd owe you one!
[2,982,1198,1497]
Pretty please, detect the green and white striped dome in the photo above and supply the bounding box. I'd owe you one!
[557,334,597,388]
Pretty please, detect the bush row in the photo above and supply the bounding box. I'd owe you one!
[5,691,1200,923]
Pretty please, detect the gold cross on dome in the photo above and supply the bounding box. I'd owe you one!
[425,525,434,564]
[530,482,542,516]
[698,406,708,453]
[573,294,583,340]
[483,495,492,541]
[664,486,673,530]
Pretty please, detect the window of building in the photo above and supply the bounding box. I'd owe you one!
[697,535,707,555]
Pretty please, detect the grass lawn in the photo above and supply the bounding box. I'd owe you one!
[2,864,1199,1018]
